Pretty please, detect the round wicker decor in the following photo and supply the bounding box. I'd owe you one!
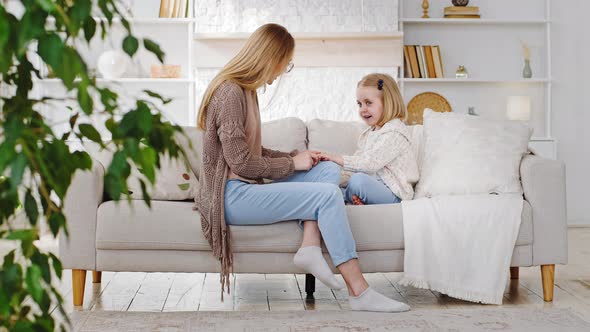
[406,92,452,125]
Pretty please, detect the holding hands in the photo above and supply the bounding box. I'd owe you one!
[292,150,344,171]
[317,152,344,167]
[292,150,322,171]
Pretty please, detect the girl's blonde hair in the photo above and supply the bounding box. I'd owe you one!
[197,23,295,130]
[357,73,406,127]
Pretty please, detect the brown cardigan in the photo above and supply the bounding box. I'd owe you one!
[194,81,297,296]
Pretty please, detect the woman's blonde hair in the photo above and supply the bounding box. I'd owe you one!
[357,73,406,127]
[197,23,295,130]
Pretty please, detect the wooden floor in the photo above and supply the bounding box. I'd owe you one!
[51,228,590,320]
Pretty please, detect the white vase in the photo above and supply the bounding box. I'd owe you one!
[97,50,130,79]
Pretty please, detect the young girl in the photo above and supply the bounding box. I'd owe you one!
[320,73,419,205]
[196,25,410,312]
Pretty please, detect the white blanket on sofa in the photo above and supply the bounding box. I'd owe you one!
[399,194,523,304]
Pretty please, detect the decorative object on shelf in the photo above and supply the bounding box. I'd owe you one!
[150,64,182,78]
[452,0,469,6]
[422,0,430,19]
[455,65,468,79]
[506,96,531,121]
[468,106,478,116]
[521,41,533,78]
[406,92,452,125]
[444,4,480,18]
[97,50,130,79]
[159,0,191,18]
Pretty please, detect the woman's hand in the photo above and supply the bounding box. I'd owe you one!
[293,151,317,171]
[318,152,344,166]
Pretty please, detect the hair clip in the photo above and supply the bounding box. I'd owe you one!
[377,79,384,90]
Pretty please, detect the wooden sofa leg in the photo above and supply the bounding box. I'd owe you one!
[541,264,555,302]
[510,267,519,280]
[93,271,102,283]
[305,274,316,299]
[72,269,87,307]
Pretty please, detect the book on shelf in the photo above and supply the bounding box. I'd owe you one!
[407,46,420,78]
[159,0,191,18]
[416,45,427,78]
[403,46,412,78]
[424,46,436,79]
[432,46,444,78]
[444,6,480,15]
[403,45,444,79]
[444,14,481,19]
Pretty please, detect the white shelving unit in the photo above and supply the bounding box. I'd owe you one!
[35,17,196,134]
[398,0,555,159]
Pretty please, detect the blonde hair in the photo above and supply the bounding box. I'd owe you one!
[357,73,406,127]
[197,24,295,130]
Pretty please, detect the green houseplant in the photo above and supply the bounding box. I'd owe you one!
[0,1,185,330]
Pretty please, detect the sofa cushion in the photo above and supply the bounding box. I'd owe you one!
[95,200,533,252]
[261,117,307,153]
[307,119,367,155]
[85,142,199,201]
[415,110,531,198]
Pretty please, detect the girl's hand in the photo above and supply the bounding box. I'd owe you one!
[318,152,344,166]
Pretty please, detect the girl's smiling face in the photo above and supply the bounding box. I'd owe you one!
[356,86,384,127]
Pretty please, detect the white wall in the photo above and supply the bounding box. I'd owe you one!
[194,0,399,122]
[551,0,590,226]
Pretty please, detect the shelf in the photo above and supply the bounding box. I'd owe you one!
[401,18,549,25]
[47,17,195,25]
[99,17,195,25]
[36,78,194,84]
[194,31,403,40]
[530,137,555,142]
[400,78,551,84]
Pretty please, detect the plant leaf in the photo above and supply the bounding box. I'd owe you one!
[78,124,102,143]
[26,265,43,303]
[122,35,139,57]
[143,38,165,63]
[24,190,39,225]
[144,90,172,104]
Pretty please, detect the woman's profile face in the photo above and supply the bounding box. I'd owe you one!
[267,56,293,85]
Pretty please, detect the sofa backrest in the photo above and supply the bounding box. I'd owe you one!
[180,118,424,180]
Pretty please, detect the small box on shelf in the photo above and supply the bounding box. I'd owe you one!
[150,64,182,79]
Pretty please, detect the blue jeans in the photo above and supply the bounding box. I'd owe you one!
[224,161,358,266]
[342,172,401,205]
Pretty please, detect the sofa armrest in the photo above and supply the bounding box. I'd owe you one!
[59,159,105,270]
[520,154,568,265]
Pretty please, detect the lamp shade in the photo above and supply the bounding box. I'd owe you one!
[506,96,531,121]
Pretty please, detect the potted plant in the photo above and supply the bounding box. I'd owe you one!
[0,1,185,330]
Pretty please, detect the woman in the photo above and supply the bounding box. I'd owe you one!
[195,23,410,313]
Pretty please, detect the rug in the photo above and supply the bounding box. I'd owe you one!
[68,307,590,332]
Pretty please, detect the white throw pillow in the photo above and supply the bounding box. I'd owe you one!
[414,110,531,198]
[85,142,199,201]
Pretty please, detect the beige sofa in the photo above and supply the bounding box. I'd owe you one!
[59,118,568,307]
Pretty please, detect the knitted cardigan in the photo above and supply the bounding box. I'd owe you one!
[194,81,296,296]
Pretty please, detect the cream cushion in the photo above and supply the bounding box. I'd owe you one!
[95,200,533,252]
[415,110,531,198]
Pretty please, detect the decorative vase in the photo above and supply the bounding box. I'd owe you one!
[422,0,429,19]
[97,50,129,79]
[455,65,468,79]
[452,0,469,6]
[522,59,532,78]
